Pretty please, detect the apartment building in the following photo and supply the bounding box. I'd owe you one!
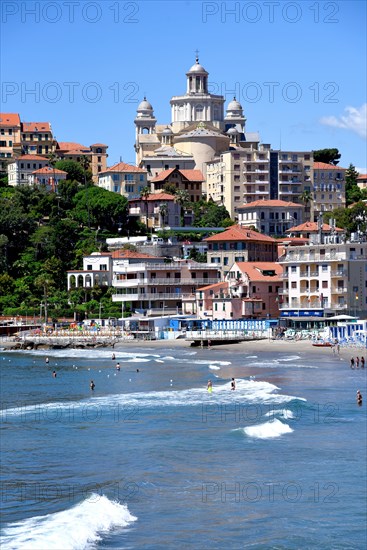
[278,240,367,318]
[204,225,277,274]
[18,122,56,157]
[357,174,367,190]
[313,162,346,219]
[111,257,221,316]
[237,199,304,235]
[30,166,67,190]
[0,113,21,173]
[56,142,108,183]
[98,162,147,199]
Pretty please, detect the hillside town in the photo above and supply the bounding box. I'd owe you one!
[1,57,366,342]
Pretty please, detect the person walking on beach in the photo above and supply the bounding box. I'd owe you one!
[350,357,355,369]
[361,356,365,368]
[90,380,95,391]
[355,356,360,368]
[207,339,211,349]
[231,378,236,391]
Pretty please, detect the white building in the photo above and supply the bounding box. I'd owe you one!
[98,162,147,199]
[8,154,49,186]
[313,162,346,220]
[237,199,304,235]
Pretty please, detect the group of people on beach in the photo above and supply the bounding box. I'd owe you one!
[350,356,365,368]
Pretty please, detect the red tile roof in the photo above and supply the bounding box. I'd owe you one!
[150,168,204,182]
[313,162,346,170]
[57,141,88,151]
[287,221,343,232]
[235,262,283,281]
[129,193,176,202]
[64,149,89,155]
[103,162,146,173]
[197,281,227,292]
[90,143,108,147]
[205,225,276,243]
[22,122,51,132]
[0,113,20,126]
[15,154,49,161]
[32,166,67,174]
[239,199,303,209]
[357,174,367,179]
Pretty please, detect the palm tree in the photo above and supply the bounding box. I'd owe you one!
[140,186,151,228]
[159,202,168,228]
[174,189,190,227]
[300,190,313,220]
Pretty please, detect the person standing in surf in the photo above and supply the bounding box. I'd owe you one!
[207,380,213,393]
[231,378,236,391]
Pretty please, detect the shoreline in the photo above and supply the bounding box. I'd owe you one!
[1,335,364,363]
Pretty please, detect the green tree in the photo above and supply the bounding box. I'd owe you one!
[159,202,168,227]
[345,164,360,205]
[72,186,128,231]
[54,160,86,183]
[174,189,190,226]
[313,148,341,165]
[140,186,151,228]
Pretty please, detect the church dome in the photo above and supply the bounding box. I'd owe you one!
[162,126,173,135]
[187,57,208,75]
[227,97,243,111]
[227,127,238,135]
[137,97,153,112]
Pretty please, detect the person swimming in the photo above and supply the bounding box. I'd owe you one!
[112,353,116,360]
[116,363,121,371]
[90,380,95,391]
[231,378,236,391]
[52,370,57,378]
[356,390,362,405]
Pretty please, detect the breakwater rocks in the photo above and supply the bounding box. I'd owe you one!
[3,336,127,350]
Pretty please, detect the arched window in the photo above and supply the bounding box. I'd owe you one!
[178,105,185,121]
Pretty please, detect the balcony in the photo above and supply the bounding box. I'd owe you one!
[331,287,348,294]
[278,288,289,295]
[113,277,219,287]
[112,293,184,302]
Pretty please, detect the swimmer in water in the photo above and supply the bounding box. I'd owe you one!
[45,357,49,364]
[231,377,236,391]
[207,380,213,393]
[90,380,95,391]
[356,390,362,405]
[112,353,116,360]
[52,370,57,378]
[116,363,121,371]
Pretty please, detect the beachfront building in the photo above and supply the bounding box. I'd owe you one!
[278,240,367,319]
[111,257,221,316]
[67,250,221,317]
[313,162,346,220]
[204,225,278,275]
[237,199,304,236]
[128,192,180,230]
[98,162,147,199]
[357,174,367,190]
[7,154,49,186]
[286,221,345,241]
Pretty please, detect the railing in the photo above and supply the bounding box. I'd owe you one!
[113,277,219,286]
[112,293,185,301]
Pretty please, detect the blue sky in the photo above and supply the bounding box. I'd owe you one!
[1,0,366,171]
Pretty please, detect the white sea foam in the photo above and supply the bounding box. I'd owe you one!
[238,418,294,439]
[264,409,295,419]
[278,355,301,362]
[10,348,160,360]
[209,365,221,370]
[0,494,136,550]
[1,378,305,421]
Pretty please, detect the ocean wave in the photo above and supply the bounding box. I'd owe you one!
[1,379,306,421]
[0,494,136,549]
[209,365,221,370]
[236,418,294,439]
[264,409,295,419]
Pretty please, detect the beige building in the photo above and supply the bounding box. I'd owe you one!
[18,121,56,157]
[313,162,346,220]
[357,174,367,189]
[128,192,180,229]
[56,141,108,183]
[204,225,278,274]
[98,162,147,199]
[278,240,367,317]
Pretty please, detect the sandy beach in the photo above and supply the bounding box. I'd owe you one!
[1,334,361,364]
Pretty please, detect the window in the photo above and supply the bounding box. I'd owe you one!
[322,281,328,288]
[252,285,256,293]
[100,264,107,271]
[321,264,328,272]
[268,285,273,293]
[87,264,92,270]
[291,281,297,288]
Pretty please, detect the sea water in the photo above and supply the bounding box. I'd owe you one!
[0,344,366,549]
